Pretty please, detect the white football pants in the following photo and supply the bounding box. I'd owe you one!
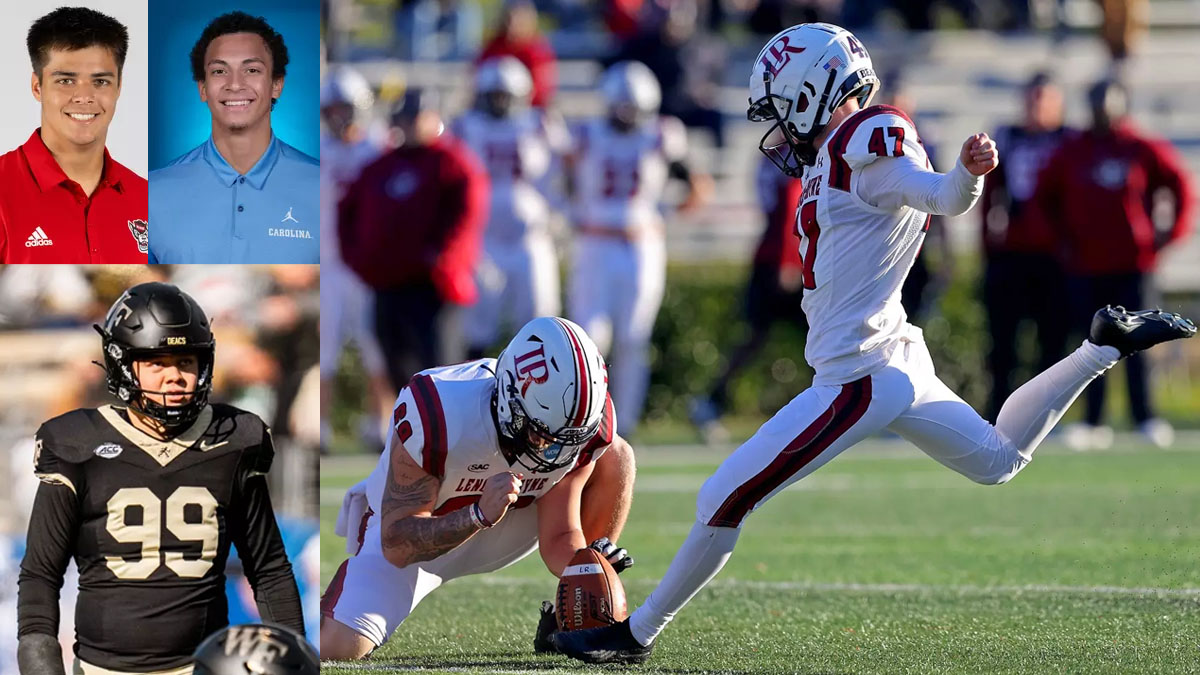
[465,234,561,350]
[569,233,666,435]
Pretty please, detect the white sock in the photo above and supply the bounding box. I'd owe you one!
[996,340,1120,457]
[628,522,741,646]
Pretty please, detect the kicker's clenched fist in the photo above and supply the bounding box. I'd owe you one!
[478,471,523,525]
[960,133,999,176]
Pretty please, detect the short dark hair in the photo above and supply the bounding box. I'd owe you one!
[190,11,288,83]
[27,7,130,82]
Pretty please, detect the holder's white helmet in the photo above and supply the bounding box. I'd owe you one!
[475,56,533,118]
[748,23,878,176]
[495,317,609,473]
[600,61,661,130]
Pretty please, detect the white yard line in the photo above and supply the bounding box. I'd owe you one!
[465,575,1200,598]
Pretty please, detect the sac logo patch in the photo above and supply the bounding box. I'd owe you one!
[127,219,149,253]
[468,463,490,473]
[94,442,123,459]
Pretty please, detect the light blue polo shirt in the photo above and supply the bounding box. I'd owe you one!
[149,134,320,263]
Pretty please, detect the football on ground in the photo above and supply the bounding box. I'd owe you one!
[556,547,628,631]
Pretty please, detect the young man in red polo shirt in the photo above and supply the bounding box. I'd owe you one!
[0,7,148,263]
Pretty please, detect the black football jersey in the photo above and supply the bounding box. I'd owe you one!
[17,403,303,672]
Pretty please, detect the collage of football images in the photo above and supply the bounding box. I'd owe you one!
[0,0,1198,673]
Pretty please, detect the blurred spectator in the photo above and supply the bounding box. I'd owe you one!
[338,90,489,392]
[320,68,391,453]
[690,155,806,442]
[394,0,482,61]
[979,72,1072,422]
[452,57,570,359]
[605,1,727,147]
[1032,79,1194,448]
[568,61,711,436]
[477,0,558,108]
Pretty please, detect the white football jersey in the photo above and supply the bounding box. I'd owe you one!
[365,359,616,516]
[320,133,382,262]
[797,105,931,385]
[452,110,571,241]
[572,116,688,232]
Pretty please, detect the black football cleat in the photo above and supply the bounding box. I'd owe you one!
[533,601,558,654]
[1089,305,1197,357]
[552,618,655,664]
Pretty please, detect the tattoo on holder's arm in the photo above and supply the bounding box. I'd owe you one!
[380,449,479,567]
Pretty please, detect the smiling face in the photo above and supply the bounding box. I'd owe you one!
[32,46,120,151]
[199,32,282,132]
[134,352,200,409]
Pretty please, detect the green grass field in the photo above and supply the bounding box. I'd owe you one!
[320,434,1200,674]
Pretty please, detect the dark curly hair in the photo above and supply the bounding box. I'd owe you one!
[27,7,129,83]
[189,11,288,83]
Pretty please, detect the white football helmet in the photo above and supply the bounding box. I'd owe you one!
[748,23,879,176]
[600,61,661,130]
[495,317,609,473]
[475,56,533,118]
[321,66,374,110]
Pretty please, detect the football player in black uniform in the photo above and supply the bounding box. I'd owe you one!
[17,282,305,675]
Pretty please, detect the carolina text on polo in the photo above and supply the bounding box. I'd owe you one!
[0,129,149,263]
[148,134,320,263]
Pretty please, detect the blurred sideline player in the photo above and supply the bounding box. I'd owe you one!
[319,67,391,452]
[18,283,304,674]
[452,57,570,358]
[979,72,1072,423]
[689,155,806,443]
[320,317,637,660]
[555,23,1196,663]
[569,61,712,435]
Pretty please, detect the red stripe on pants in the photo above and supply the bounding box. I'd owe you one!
[707,377,873,527]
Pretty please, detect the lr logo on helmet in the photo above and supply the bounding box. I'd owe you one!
[514,346,549,395]
[760,35,806,77]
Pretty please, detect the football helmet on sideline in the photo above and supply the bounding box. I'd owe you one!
[192,624,318,675]
[94,282,215,429]
[748,23,879,175]
[475,56,533,118]
[494,317,609,473]
[600,61,661,132]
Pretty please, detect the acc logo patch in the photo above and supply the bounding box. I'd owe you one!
[127,219,149,254]
[94,442,123,459]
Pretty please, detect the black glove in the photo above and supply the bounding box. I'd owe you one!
[533,600,558,654]
[588,537,634,574]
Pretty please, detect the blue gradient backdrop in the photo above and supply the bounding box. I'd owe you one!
[148,0,319,170]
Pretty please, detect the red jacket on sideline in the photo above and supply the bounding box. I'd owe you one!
[338,133,489,304]
[1031,121,1194,276]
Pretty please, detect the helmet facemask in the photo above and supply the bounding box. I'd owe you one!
[497,370,599,473]
[749,61,879,177]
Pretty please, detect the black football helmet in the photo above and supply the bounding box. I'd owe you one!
[192,624,318,675]
[94,282,215,430]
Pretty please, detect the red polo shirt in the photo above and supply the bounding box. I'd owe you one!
[0,129,148,263]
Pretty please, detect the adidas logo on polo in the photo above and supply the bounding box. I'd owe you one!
[25,227,53,247]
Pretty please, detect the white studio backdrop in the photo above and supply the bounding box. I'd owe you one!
[0,1,148,177]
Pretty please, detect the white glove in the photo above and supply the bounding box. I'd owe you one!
[335,479,370,555]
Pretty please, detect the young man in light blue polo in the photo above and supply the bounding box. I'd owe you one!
[149,11,319,263]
